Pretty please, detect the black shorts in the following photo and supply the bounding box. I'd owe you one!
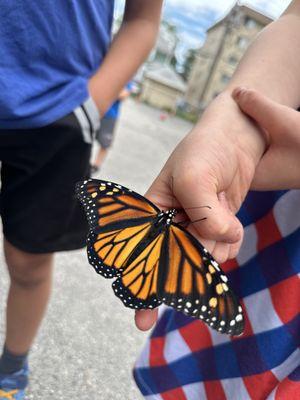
[95,116,116,149]
[0,97,101,254]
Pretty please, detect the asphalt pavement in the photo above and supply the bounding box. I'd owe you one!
[0,99,193,400]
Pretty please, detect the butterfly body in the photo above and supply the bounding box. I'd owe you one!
[76,178,244,336]
[122,210,176,264]
[156,209,177,226]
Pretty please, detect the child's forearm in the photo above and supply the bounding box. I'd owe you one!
[193,1,300,173]
[89,0,162,115]
[225,1,300,107]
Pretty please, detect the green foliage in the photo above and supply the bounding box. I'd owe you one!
[176,109,198,123]
[182,48,198,81]
[162,20,177,34]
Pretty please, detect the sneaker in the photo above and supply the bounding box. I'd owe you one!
[0,364,29,400]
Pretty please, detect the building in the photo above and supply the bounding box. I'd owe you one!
[141,64,186,112]
[185,4,272,113]
[138,22,187,113]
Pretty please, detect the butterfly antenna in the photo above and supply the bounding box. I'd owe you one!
[182,205,212,211]
[176,220,189,228]
[190,217,207,224]
[176,217,207,228]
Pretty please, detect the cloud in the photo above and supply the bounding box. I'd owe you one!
[164,0,290,20]
[162,1,225,63]
[240,0,291,18]
[114,0,292,65]
[165,0,235,17]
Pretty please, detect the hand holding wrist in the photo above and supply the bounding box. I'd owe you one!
[233,87,300,189]
[196,91,268,166]
[134,90,268,331]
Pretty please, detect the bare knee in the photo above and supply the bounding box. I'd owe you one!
[4,239,54,289]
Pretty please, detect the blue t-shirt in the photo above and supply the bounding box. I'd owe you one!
[104,82,132,120]
[105,101,121,120]
[0,1,114,129]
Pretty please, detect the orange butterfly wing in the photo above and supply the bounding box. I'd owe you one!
[87,222,152,279]
[76,179,160,295]
[112,231,164,309]
[77,179,244,335]
[76,179,159,233]
[156,224,244,335]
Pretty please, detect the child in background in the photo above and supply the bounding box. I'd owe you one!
[134,1,300,398]
[91,84,132,174]
[0,1,162,399]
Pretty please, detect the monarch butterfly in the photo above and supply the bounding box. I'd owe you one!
[76,178,244,336]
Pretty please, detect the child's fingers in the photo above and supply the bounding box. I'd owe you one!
[210,241,231,264]
[174,177,243,245]
[232,87,296,138]
[228,236,244,260]
[146,172,242,244]
[135,309,158,331]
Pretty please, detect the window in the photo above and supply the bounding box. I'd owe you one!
[228,55,238,65]
[245,16,257,29]
[237,36,248,49]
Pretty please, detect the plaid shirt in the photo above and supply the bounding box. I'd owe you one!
[134,190,300,400]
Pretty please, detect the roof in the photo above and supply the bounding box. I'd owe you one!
[207,3,235,31]
[207,3,273,32]
[239,4,273,24]
[144,64,187,92]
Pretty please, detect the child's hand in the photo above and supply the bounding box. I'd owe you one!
[135,92,267,331]
[233,87,300,189]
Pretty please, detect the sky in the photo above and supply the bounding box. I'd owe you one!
[114,0,292,62]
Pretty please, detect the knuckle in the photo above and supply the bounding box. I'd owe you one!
[175,167,198,190]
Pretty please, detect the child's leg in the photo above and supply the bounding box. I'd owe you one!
[3,239,53,355]
[93,147,108,168]
[0,100,96,396]
[92,117,116,169]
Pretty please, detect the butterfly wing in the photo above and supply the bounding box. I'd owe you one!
[157,224,244,336]
[112,231,164,309]
[76,179,160,233]
[87,223,152,279]
[76,179,244,335]
[76,179,160,279]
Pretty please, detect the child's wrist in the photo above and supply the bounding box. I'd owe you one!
[194,91,268,165]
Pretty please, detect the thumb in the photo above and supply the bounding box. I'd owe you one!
[174,177,243,244]
[232,87,290,138]
[145,172,242,244]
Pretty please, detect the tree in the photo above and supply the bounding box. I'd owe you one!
[182,48,198,81]
[170,54,178,69]
[162,20,177,34]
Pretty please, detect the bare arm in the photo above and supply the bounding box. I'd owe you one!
[192,0,300,186]
[89,0,162,115]
[118,88,131,101]
[135,0,300,331]
[225,1,300,106]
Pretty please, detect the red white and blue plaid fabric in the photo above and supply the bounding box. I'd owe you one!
[134,190,300,400]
